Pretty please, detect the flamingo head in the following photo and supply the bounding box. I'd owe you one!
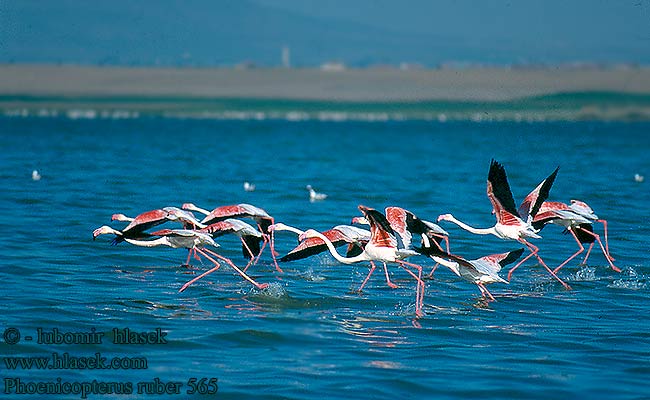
[181,202,196,211]
[437,214,453,223]
[350,216,368,225]
[93,225,117,240]
[111,213,129,222]
[570,200,598,219]
[298,229,319,242]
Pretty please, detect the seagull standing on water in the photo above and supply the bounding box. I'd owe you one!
[307,185,327,202]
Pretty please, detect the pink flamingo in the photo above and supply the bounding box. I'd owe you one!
[182,203,281,272]
[93,227,268,291]
[198,219,264,271]
[429,248,524,301]
[533,201,619,273]
[268,222,370,262]
[437,159,571,289]
[299,205,428,317]
[352,206,452,280]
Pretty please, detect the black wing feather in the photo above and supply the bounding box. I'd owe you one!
[529,167,559,218]
[488,159,519,217]
[498,248,525,267]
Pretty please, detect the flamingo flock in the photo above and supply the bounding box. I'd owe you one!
[93,160,620,317]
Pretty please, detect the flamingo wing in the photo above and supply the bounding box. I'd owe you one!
[123,209,169,234]
[518,166,559,221]
[359,205,396,248]
[280,230,347,262]
[487,160,520,224]
[385,207,412,249]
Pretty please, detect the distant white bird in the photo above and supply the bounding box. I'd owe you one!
[634,174,644,183]
[306,185,327,202]
[32,170,41,181]
[243,181,256,192]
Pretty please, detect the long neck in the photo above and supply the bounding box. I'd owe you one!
[307,230,368,264]
[185,204,210,216]
[429,256,461,277]
[124,237,170,248]
[276,224,304,236]
[446,215,496,235]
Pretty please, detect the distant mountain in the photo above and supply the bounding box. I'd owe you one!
[1,0,647,67]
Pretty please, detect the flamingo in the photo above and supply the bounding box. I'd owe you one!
[94,208,176,244]
[181,203,281,272]
[298,205,428,317]
[112,207,206,230]
[352,206,452,278]
[532,201,619,273]
[306,185,327,202]
[267,222,370,262]
[123,228,268,291]
[198,219,264,270]
[437,159,571,289]
[422,247,523,300]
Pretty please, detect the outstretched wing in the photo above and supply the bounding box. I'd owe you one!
[487,160,520,223]
[518,166,559,222]
[359,205,396,248]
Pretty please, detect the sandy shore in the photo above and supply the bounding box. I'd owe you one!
[1,64,650,101]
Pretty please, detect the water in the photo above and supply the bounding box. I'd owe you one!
[1,116,649,399]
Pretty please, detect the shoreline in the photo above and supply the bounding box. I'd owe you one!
[2,64,650,101]
[2,64,650,121]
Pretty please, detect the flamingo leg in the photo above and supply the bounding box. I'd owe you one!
[184,249,192,266]
[358,261,377,292]
[201,247,269,290]
[597,219,614,261]
[511,239,572,290]
[477,283,496,301]
[268,231,283,273]
[581,243,595,265]
[428,263,440,278]
[241,237,259,273]
[426,235,449,278]
[178,262,222,293]
[552,228,585,274]
[382,262,399,289]
[396,260,425,318]
[576,226,621,273]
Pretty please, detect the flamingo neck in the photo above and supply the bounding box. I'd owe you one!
[187,205,211,216]
[124,237,170,248]
[445,215,496,236]
[306,230,368,264]
[274,224,304,236]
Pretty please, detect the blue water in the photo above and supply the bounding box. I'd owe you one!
[1,116,649,399]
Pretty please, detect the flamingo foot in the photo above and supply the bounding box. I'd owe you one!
[387,282,399,289]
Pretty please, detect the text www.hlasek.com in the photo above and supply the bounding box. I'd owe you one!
[3,352,147,370]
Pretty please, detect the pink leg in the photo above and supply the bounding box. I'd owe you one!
[512,239,572,290]
[358,261,377,292]
[581,243,595,265]
[382,262,399,288]
[576,226,621,273]
[200,248,269,290]
[597,219,614,260]
[477,283,496,301]
[426,235,449,278]
[397,260,426,318]
[268,231,283,273]
[178,262,221,293]
[184,249,192,266]
[241,238,258,273]
[552,228,585,274]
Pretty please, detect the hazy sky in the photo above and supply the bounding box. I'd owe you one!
[2,0,649,66]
